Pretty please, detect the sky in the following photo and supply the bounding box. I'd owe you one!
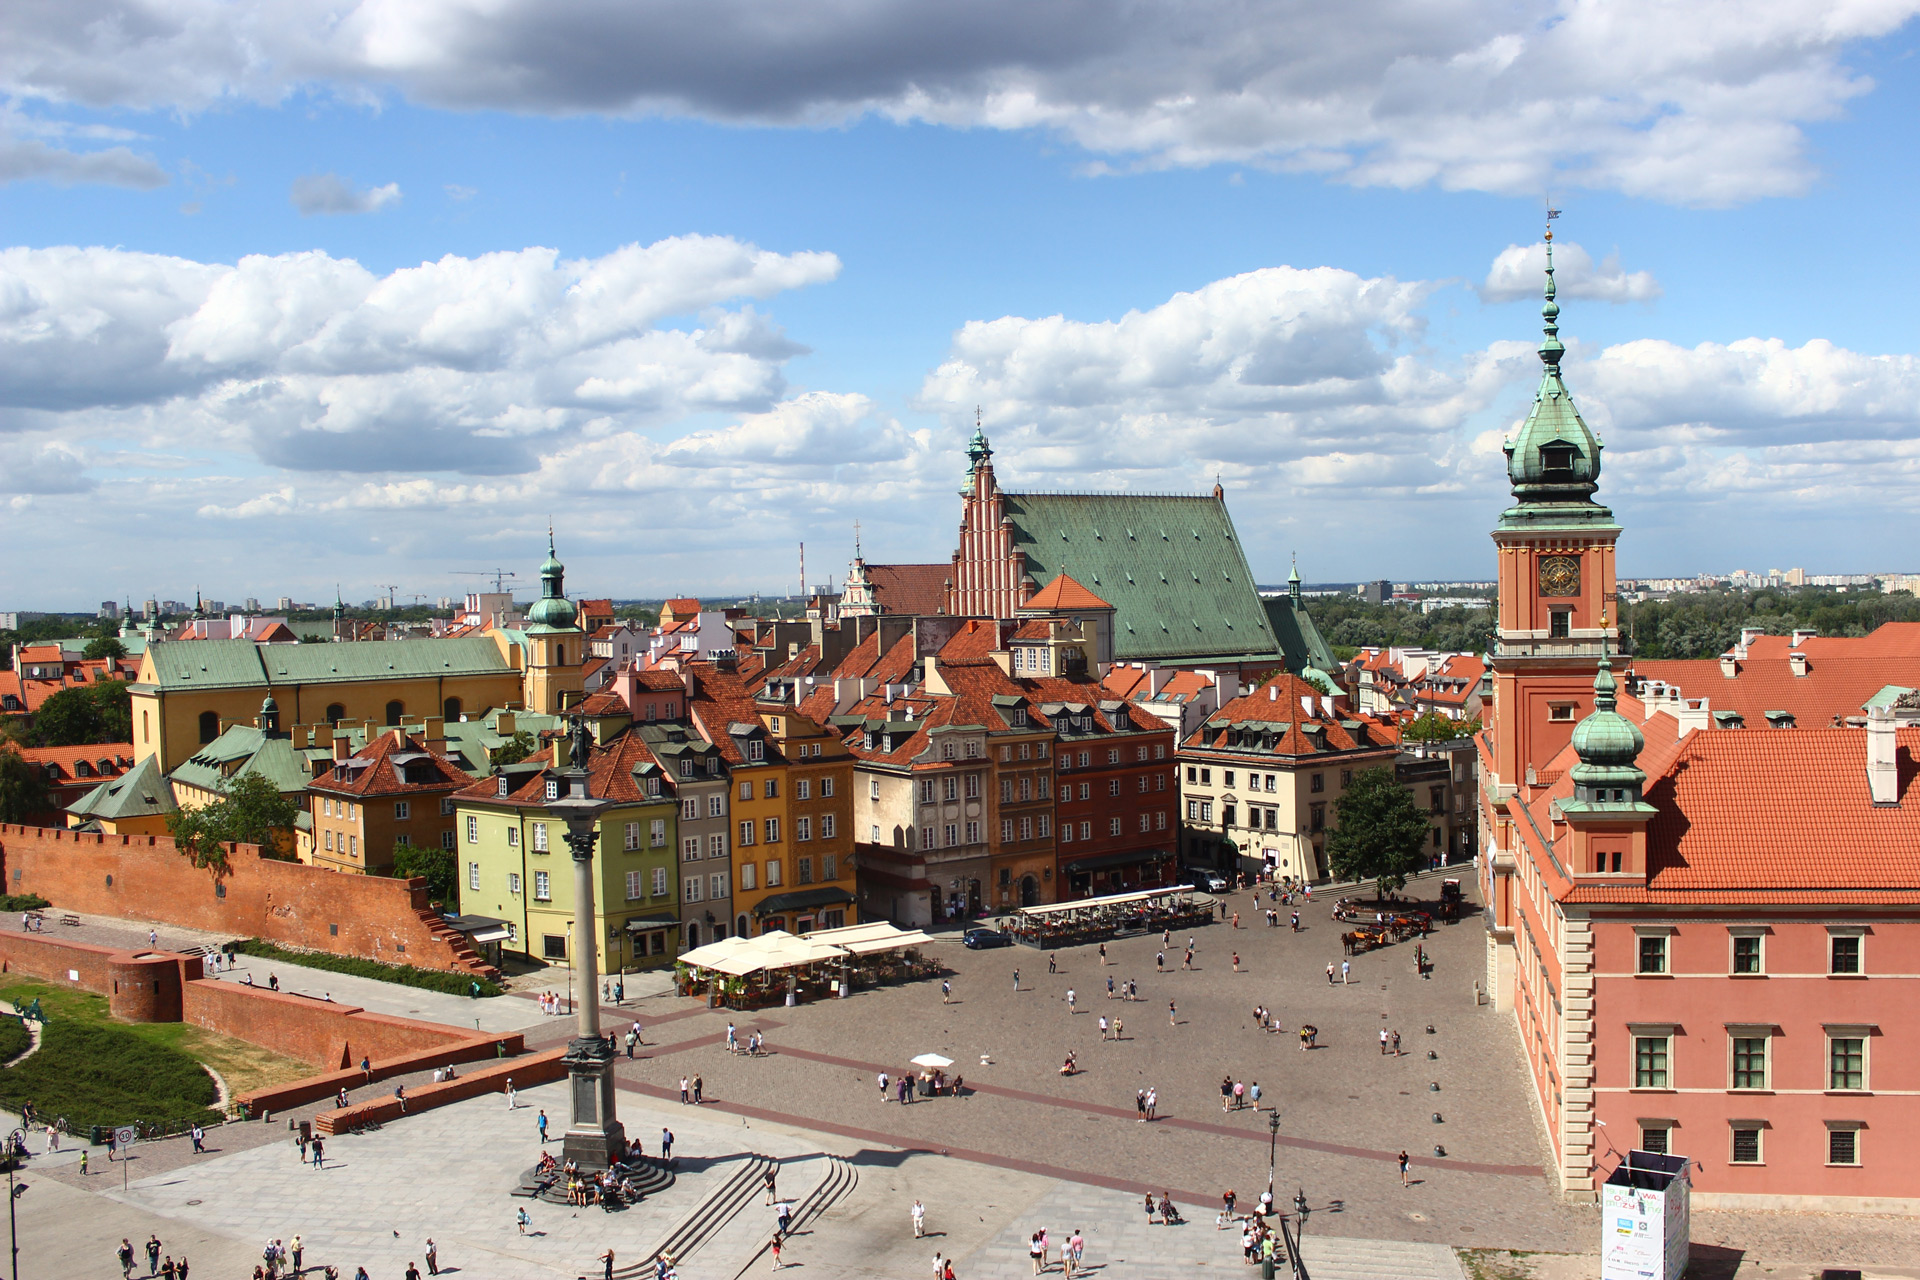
[5,1,1920,609]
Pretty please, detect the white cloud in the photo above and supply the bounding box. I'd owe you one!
[0,439,92,493]
[3,1,1915,204]
[1481,241,1662,303]
[289,172,402,215]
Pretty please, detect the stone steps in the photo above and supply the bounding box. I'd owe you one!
[1297,1235,1464,1280]
[640,1151,776,1273]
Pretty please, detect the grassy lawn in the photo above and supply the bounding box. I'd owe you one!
[0,975,310,1131]
[233,937,503,996]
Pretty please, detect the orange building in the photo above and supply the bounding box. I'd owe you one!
[1480,239,1920,1211]
[309,729,472,878]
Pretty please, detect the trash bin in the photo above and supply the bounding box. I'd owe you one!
[1260,1257,1275,1279]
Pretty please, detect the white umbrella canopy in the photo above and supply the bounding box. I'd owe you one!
[910,1053,954,1068]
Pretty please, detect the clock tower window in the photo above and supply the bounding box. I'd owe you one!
[1549,610,1571,639]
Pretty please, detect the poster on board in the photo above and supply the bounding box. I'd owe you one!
[1600,1149,1690,1280]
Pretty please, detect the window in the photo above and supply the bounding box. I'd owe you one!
[874,824,884,842]
[440,797,455,816]
[394,833,411,848]
[823,854,837,880]
[797,857,813,885]
[1079,821,1092,840]
[1002,779,1013,804]
[679,760,694,779]
[198,710,220,744]
[874,778,884,801]
[1549,611,1570,639]
[941,740,955,761]
[544,779,560,801]
[1109,817,1122,836]
[1104,748,1118,764]
[943,777,958,801]
[1156,774,1166,791]
[1828,1127,1860,1167]
[965,774,980,799]
[543,934,567,960]
[1731,1036,1769,1090]
[1020,816,1033,840]
[764,778,779,799]
[1309,803,1325,832]
[920,778,936,803]
[1640,1126,1669,1156]
[1155,811,1166,830]
[709,794,725,817]
[966,741,979,759]
[765,860,782,887]
[683,837,700,861]
[1730,1127,1762,1165]
[748,741,765,762]
[627,870,643,901]
[1731,933,1763,974]
[1223,803,1237,828]
[764,817,780,843]
[1137,776,1148,794]
[1139,813,1151,833]
[1108,778,1121,797]
[1078,782,1091,801]
[965,821,979,844]
[1198,800,1213,822]
[684,876,703,903]
[508,871,521,895]
[468,862,481,891]
[920,826,935,850]
[1637,934,1668,975]
[710,872,726,899]
[1039,777,1051,799]
[1222,770,1234,788]
[1061,823,1075,844]
[1633,1036,1670,1089]
[740,780,752,801]
[507,828,519,847]
[1078,751,1091,767]
[1310,773,1324,793]
[1039,814,1051,836]
[683,798,698,820]
[324,831,333,852]
[465,815,479,844]
[797,779,811,800]
[740,862,757,891]
[792,816,810,842]
[533,870,551,901]
[653,867,668,896]
[532,822,548,852]
[822,813,835,839]
[709,833,727,858]
[1199,768,1211,784]
[1830,930,1863,975]
[650,819,666,847]
[1828,1035,1867,1091]
[1549,703,1575,722]
[1338,771,1350,788]
[739,820,756,847]
[943,823,958,847]
[1186,766,1197,783]
[821,777,834,797]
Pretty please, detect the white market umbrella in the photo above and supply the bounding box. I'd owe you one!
[910,1053,954,1069]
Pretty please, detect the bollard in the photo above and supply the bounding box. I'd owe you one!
[1429,1082,1440,1092]
[1432,1112,1443,1123]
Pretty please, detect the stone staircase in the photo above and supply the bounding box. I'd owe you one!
[640,1152,778,1273]
[1297,1235,1466,1280]
[724,1154,857,1279]
[514,1155,675,1206]
[413,908,503,980]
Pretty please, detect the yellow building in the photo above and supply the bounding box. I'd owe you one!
[308,729,472,878]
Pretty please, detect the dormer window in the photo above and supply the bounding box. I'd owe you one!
[544,778,560,801]
[497,774,510,797]
[679,759,694,777]
[1541,443,1575,475]
[748,740,765,762]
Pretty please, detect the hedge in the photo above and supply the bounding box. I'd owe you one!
[0,894,51,912]
[0,1019,220,1133]
[230,939,502,997]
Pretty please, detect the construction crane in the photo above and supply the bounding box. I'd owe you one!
[376,584,400,611]
[451,569,518,592]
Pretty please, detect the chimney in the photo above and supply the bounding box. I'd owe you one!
[1268,685,1278,702]
[1788,650,1809,677]
[1740,626,1765,649]
[1867,705,1899,805]
[1719,652,1739,678]
[333,734,351,762]
[1792,627,1818,647]
[496,711,516,737]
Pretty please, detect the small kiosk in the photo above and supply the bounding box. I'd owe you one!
[1601,1149,1689,1280]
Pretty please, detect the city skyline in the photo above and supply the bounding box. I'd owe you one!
[4,4,1920,602]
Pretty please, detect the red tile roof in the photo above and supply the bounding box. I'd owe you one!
[1022,573,1113,612]
[312,729,473,798]
[1184,674,1398,756]
[1630,625,1920,728]
[937,620,1005,663]
[13,743,135,781]
[867,564,949,617]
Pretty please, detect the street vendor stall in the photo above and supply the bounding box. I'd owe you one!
[675,923,940,1006]
[1008,886,1213,948]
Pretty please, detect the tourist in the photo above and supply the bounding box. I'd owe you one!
[1341,959,1350,984]
[600,1247,616,1280]
[1135,1089,1145,1120]
[505,1077,516,1109]
[941,980,951,1003]
[662,1127,674,1160]
[680,1076,691,1104]
[1065,987,1075,1013]
[146,1236,163,1274]
[1097,1015,1109,1041]
[1400,1150,1412,1187]
[394,1084,407,1113]
[1250,1081,1261,1109]
[118,1239,135,1277]
[693,1074,704,1104]
[1048,952,1057,974]
[1392,1030,1402,1056]
[1325,962,1335,985]
[295,1129,309,1163]
[425,1237,439,1275]
[310,1136,324,1168]
[1028,1231,1044,1273]
[1012,969,1020,992]
[1220,1077,1233,1111]
[912,1199,926,1237]
[1112,1017,1123,1040]
[1145,1087,1157,1119]
[1233,1080,1246,1109]
[538,1110,548,1143]
[291,1238,302,1273]
[516,1208,530,1234]
[1168,1000,1177,1027]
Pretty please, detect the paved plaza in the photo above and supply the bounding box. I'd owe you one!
[12,876,1920,1277]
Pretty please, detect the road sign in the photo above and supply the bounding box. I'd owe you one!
[113,1126,135,1149]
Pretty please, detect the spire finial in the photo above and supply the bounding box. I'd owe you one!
[853,519,862,560]
[1540,201,1564,369]
[547,519,555,557]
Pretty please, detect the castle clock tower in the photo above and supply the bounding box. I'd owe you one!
[1487,231,1621,801]
[524,530,585,715]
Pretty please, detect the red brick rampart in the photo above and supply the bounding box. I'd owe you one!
[313,1048,567,1135]
[0,824,494,976]
[0,930,123,991]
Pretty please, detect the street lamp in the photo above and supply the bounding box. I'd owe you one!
[5,1128,25,1280]
[1267,1112,1280,1195]
[544,715,627,1171]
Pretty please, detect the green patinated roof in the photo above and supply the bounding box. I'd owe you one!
[67,754,176,821]
[1002,491,1280,663]
[1863,685,1917,711]
[1264,596,1339,675]
[140,636,513,692]
[171,725,316,795]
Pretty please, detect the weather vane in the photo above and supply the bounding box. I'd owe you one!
[1545,196,1561,242]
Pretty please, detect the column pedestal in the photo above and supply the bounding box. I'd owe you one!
[560,1033,627,1171]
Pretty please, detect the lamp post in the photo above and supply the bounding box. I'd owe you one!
[1267,1112,1280,1195]
[545,716,627,1171]
[5,1128,25,1280]
[1292,1188,1311,1278]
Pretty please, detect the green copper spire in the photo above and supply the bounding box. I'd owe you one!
[1288,553,1302,603]
[1568,628,1648,801]
[527,525,579,632]
[1501,228,1606,516]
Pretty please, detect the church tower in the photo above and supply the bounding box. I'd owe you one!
[523,530,585,714]
[1487,229,1622,801]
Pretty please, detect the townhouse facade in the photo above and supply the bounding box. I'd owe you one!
[639,721,733,951]
[308,728,471,878]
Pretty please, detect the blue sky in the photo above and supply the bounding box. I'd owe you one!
[4,1,1920,608]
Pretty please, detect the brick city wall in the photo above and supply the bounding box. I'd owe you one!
[314,1048,567,1135]
[181,979,487,1068]
[0,929,122,992]
[0,824,485,974]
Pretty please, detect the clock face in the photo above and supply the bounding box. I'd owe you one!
[1539,555,1581,598]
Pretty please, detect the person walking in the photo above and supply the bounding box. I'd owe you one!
[1069,1228,1086,1278]
[1136,1089,1146,1121]
[118,1239,135,1278]
[769,1237,783,1271]
[538,1109,549,1143]
[291,1237,303,1274]
[1065,988,1075,1014]
[1391,1029,1401,1056]
[146,1235,163,1274]
[1220,1077,1233,1112]
[878,1071,890,1099]
[505,1077,517,1109]
[1029,1231,1045,1274]
[1325,962,1335,984]
[1098,943,1108,965]
[1097,1015,1109,1041]
[189,1124,204,1154]
[1145,1087,1158,1120]
[1341,959,1350,984]
[79,1150,88,1176]
[1250,1080,1261,1110]
[310,1136,324,1169]
[405,1263,421,1280]
[680,1076,691,1104]
[425,1238,439,1275]
[1012,968,1020,992]
[1399,1150,1411,1187]
[941,980,951,1004]
[1168,1000,1177,1027]
[1105,975,1114,999]
[516,1207,531,1234]
[727,1022,739,1053]
[1231,951,1240,973]
[912,1199,926,1237]
[1291,911,1300,932]
[1156,950,1165,973]
[693,1074,704,1104]
[1112,1016,1123,1040]
[1048,952,1057,974]
[1233,1080,1246,1110]
[661,1127,674,1161]
[1380,1028,1390,1055]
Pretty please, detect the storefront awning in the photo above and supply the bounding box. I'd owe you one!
[751,887,856,917]
[470,926,513,944]
[624,914,681,932]
[1064,849,1171,875]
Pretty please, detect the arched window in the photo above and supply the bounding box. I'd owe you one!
[384,700,404,726]
[325,703,346,726]
[555,643,565,667]
[443,697,462,721]
[198,710,219,744]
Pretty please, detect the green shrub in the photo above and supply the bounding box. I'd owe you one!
[231,939,502,997]
[0,894,50,912]
[0,1019,219,1132]
[0,1016,29,1064]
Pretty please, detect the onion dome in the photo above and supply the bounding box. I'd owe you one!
[526,528,579,631]
[1503,234,1603,505]
[1569,647,1645,793]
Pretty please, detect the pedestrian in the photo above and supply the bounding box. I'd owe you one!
[1168,1000,1177,1026]
[296,1129,309,1162]
[1066,988,1075,1013]
[878,1071,890,1098]
[1029,1231,1045,1274]
[1231,951,1240,972]
[1342,959,1350,984]
[764,1168,778,1205]
[1182,947,1192,970]
[150,928,157,948]
[929,1251,941,1279]
[728,1022,738,1053]
[1381,1028,1389,1055]
[693,1074,704,1104]
[626,1027,636,1059]
[405,1263,420,1280]
[1392,1030,1401,1056]
[1233,1080,1246,1109]
[770,1237,783,1271]
[190,1124,204,1153]
[1291,911,1300,932]
[119,1239,135,1278]
[291,1238,303,1273]
[680,1076,691,1104]
[538,1109,549,1143]
[310,1136,324,1168]
[777,1200,793,1236]
[941,980,951,1004]
[1097,1015,1109,1041]
[79,1150,88,1176]
[161,1258,176,1280]
[45,1124,58,1153]
[147,1235,162,1274]
[1105,975,1114,999]
[1146,1087,1157,1119]
[912,1198,926,1237]
[176,1259,188,1280]
[1326,962,1336,985]
[1069,1229,1085,1277]
[1399,1150,1411,1187]
[506,1077,516,1109]
[1220,1077,1233,1111]
[1048,953,1057,974]
[1232,912,1239,929]
[1098,943,1108,965]
[1136,1089,1146,1121]
[661,1127,674,1161]
[1113,1016,1123,1040]
[601,1247,616,1280]
[269,973,279,992]
[516,1207,530,1234]
[426,1238,438,1275]
[1012,969,1020,992]
[1250,1080,1261,1109]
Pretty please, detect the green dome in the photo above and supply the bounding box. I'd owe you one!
[527,531,579,631]
[1569,655,1644,787]
[1503,239,1603,505]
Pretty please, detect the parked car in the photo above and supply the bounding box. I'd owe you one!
[1185,868,1229,893]
[962,927,1014,949]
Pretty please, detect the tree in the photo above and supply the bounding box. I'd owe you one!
[82,637,127,661]
[0,748,51,824]
[392,844,458,906]
[1323,766,1431,899]
[1300,669,1338,699]
[166,771,302,875]
[1403,712,1464,743]
[27,680,132,746]
[493,730,537,765]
